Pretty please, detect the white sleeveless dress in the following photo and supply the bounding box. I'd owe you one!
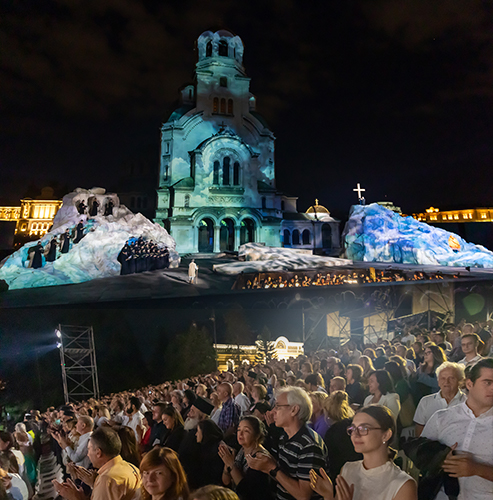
[340,460,414,500]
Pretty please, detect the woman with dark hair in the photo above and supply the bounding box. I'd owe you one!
[140,447,189,500]
[219,416,271,500]
[310,405,417,500]
[385,360,415,429]
[117,426,141,468]
[160,406,186,452]
[182,389,196,420]
[195,419,224,488]
[141,411,154,453]
[332,361,346,379]
[363,370,400,419]
[412,344,446,401]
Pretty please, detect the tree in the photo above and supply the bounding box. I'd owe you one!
[255,326,277,364]
[164,322,216,380]
[223,309,253,365]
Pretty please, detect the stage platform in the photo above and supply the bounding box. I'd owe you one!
[1,255,493,309]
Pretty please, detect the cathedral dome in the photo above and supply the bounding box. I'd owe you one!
[197,29,244,64]
[306,199,330,215]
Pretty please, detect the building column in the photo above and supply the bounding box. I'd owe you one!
[234,225,241,251]
[214,225,221,253]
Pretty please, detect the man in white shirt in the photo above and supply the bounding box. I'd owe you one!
[53,415,93,468]
[421,358,493,500]
[414,361,466,436]
[401,331,416,346]
[233,382,251,415]
[458,333,483,367]
[125,396,144,444]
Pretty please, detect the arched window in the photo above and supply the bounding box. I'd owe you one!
[283,229,291,246]
[164,164,169,180]
[228,99,233,114]
[184,195,190,208]
[213,161,220,185]
[220,77,227,87]
[218,40,228,56]
[292,229,300,245]
[222,156,230,185]
[261,197,266,209]
[206,41,213,57]
[213,97,219,113]
[233,161,240,185]
[302,229,311,245]
[220,98,226,114]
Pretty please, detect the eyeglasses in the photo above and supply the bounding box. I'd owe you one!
[346,425,383,436]
[273,404,291,410]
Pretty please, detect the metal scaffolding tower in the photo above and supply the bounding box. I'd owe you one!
[56,325,100,403]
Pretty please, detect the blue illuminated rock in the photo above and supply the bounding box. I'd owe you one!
[343,203,493,267]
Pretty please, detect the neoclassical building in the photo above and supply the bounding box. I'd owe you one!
[155,30,340,254]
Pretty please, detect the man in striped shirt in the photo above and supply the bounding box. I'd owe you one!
[248,386,327,500]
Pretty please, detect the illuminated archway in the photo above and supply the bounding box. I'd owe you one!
[198,218,214,252]
[220,218,235,251]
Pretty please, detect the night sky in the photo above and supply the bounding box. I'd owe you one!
[1,1,492,220]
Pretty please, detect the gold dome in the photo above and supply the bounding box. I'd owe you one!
[306,199,330,215]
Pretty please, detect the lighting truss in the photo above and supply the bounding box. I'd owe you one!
[57,325,100,403]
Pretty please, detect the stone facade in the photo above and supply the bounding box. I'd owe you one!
[155,30,340,254]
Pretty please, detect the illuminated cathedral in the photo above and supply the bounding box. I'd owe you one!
[155,30,340,254]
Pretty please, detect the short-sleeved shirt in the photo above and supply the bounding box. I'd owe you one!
[273,424,328,500]
[218,397,241,431]
[413,390,466,426]
[421,401,493,500]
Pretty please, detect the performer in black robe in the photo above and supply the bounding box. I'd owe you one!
[45,237,57,262]
[60,229,71,254]
[104,199,114,216]
[89,199,99,217]
[31,242,44,269]
[77,200,87,214]
[127,246,136,274]
[73,220,85,244]
[117,243,130,275]
[163,247,170,268]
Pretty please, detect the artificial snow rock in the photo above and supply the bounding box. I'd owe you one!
[0,189,180,290]
[343,203,493,267]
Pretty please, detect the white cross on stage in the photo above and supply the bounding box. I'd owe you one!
[353,183,366,199]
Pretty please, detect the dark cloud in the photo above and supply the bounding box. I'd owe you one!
[0,0,492,215]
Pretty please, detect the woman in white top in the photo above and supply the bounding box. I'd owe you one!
[363,370,400,419]
[310,405,416,500]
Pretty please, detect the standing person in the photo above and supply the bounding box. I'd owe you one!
[412,344,446,401]
[60,229,71,254]
[458,334,483,367]
[310,405,416,500]
[188,259,199,284]
[414,362,466,436]
[126,397,145,445]
[104,199,114,216]
[139,447,189,500]
[77,200,87,215]
[73,220,85,244]
[422,358,493,500]
[233,383,251,416]
[53,427,141,500]
[52,416,93,469]
[31,242,44,269]
[217,383,241,436]
[247,386,327,500]
[89,199,99,217]
[45,237,58,262]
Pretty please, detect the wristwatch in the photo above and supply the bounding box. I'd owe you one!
[269,465,281,478]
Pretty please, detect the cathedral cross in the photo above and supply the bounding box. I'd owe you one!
[353,183,366,200]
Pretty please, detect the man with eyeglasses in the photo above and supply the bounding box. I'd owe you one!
[247,386,327,500]
[421,358,493,500]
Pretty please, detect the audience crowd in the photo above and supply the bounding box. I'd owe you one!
[1,319,492,500]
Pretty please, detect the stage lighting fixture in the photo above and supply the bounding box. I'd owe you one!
[55,329,62,338]
[57,342,62,349]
